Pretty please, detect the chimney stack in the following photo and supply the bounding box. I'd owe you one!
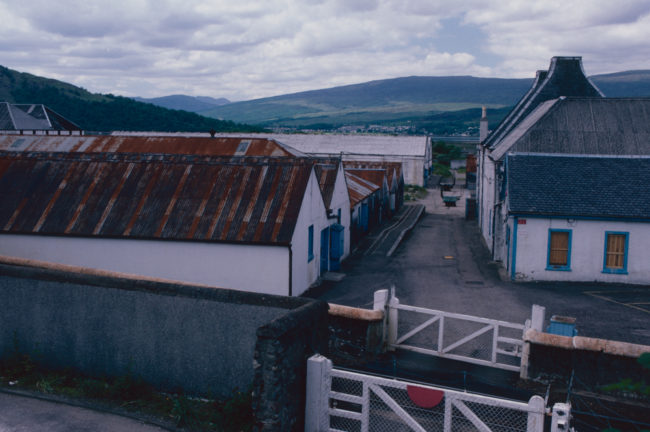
[479,106,488,143]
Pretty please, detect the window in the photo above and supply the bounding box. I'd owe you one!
[547,229,571,270]
[308,225,314,262]
[603,232,628,274]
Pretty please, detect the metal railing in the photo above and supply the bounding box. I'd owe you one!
[305,355,547,432]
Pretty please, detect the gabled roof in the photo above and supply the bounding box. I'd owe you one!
[492,98,650,160]
[0,103,81,131]
[314,163,339,209]
[507,153,650,219]
[345,171,380,208]
[0,151,313,245]
[0,135,302,157]
[345,168,387,192]
[343,161,402,187]
[485,57,603,150]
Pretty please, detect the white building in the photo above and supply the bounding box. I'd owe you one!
[314,161,352,271]
[504,154,650,284]
[477,57,650,283]
[0,152,330,296]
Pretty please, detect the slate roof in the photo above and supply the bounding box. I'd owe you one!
[485,57,603,150]
[491,98,650,160]
[0,151,313,245]
[507,153,650,219]
[0,135,302,157]
[0,103,81,131]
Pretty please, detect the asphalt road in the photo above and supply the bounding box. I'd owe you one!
[0,391,170,432]
[312,186,650,346]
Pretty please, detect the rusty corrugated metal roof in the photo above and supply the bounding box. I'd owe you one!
[0,151,312,245]
[345,168,386,191]
[0,135,300,157]
[345,171,380,208]
[343,161,402,188]
[314,163,338,209]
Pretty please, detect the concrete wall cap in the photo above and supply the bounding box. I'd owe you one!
[524,329,650,358]
[328,303,384,321]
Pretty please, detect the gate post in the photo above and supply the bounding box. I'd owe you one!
[526,395,545,432]
[387,286,399,351]
[305,355,332,432]
[521,305,545,379]
[374,289,389,349]
[550,402,571,432]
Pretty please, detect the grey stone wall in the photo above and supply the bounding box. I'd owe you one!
[253,299,329,432]
[0,261,312,398]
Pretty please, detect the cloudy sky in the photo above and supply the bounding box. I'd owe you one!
[2,0,650,101]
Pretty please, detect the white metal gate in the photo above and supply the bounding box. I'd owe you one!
[305,355,548,432]
[385,290,533,372]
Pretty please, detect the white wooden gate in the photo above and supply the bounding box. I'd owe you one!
[305,355,549,432]
[385,289,545,372]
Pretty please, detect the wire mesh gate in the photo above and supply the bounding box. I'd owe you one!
[386,290,526,372]
[305,355,546,432]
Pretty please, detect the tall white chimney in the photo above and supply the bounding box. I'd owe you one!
[479,106,488,143]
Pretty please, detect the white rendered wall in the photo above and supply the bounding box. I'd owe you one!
[510,217,650,284]
[290,170,329,296]
[478,154,496,252]
[330,164,352,259]
[0,234,290,295]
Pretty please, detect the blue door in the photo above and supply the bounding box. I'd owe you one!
[320,227,329,273]
[361,202,369,232]
[329,224,344,271]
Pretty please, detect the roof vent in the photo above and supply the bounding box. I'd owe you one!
[235,139,251,156]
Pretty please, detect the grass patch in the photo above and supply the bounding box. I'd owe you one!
[404,185,428,201]
[0,350,253,431]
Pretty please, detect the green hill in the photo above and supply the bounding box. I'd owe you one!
[203,76,534,128]
[200,71,650,133]
[0,66,260,133]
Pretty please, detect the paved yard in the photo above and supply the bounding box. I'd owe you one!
[311,185,650,346]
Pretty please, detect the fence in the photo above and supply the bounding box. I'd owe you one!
[305,355,571,432]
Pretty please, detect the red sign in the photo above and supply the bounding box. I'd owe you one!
[407,385,444,408]
[517,219,527,225]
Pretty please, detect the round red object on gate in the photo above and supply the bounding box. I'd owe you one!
[406,385,444,408]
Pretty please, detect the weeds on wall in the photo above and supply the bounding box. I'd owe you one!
[0,345,253,431]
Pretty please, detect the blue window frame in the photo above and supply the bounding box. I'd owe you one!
[602,231,628,274]
[546,229,572,271]
[308,225,314,262]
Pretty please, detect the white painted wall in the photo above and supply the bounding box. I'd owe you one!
[330,163,352,259]
[478,152,496,252]
[509,217,650,284]
[0,234,290,294]
[290,169,329,295]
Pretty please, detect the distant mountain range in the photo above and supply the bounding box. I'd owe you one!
[194,71,650,132]
[0,66,259,133]
[2,64,650,135]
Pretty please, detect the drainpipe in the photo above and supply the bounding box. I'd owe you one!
[288,245,293,296]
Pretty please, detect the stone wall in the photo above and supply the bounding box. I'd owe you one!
[523,329,650,386]
[252,299,329,432]
[0,257,313,399]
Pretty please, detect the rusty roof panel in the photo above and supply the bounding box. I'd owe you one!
[345,172,378,208]
[0,152,313,245]
[314,164,338,209]
[0,135,300,158]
